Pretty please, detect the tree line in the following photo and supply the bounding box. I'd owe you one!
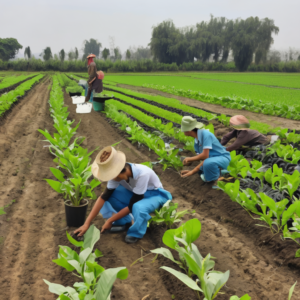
[149,16,279,71]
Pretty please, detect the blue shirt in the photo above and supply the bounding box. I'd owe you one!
[194,129,230,158]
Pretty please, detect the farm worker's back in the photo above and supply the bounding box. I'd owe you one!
[221,115,269,151]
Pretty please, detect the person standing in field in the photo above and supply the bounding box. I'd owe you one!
[180,116,231,183]
[74,146,172,244]
[85,53,104,102]
[221,115,269,151]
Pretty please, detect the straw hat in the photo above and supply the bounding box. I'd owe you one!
[230,115,250,130]
[87,54,96,58]
[181,116,204,132]
[92,146,126,182]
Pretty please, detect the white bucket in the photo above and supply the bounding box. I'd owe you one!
[72,96,85,104]
[76,103,92,114]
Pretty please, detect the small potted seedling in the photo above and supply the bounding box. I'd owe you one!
[45,167,100,227]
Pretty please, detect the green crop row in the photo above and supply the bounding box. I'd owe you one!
[142,83,300,121]
[0,73,37,91]
[107,99,197,151]
[0,74,44,117]
[103,74,300,107]
[105,103,183,170]
[104,84,216,120]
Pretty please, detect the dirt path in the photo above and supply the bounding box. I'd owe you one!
[0,85,299,300]
[117,84,300,130]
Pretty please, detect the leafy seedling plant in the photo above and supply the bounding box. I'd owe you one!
[45,167,100,206]
[151,219,230,300]
[44,225,128,300]
[148,200,195,229]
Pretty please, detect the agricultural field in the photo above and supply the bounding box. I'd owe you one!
[101,73,300,121]
[0,71,300,300]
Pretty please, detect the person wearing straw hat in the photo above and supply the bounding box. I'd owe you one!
[85,53,104,102]
[221,115,269,152]
[180,116,231,183]
[74,146,172,243]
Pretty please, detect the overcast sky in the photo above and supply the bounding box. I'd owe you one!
[1,0,299,58]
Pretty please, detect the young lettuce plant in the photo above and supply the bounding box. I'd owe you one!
[148,200,195,229]
[45,167,100,206]
[151,219,230,300]
[44,225,128,300]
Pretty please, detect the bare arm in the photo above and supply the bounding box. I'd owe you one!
[181,161,204,178]
[221,130,236,146]
[101,207,131,233]
[183,149,209,165]
[74,195,105,236]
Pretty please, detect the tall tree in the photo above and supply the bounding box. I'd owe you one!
[41,47,52,61]
[59,49,65,63]
[126,49,131,60]
[113,48,122,60]
[75,47,79,60]
[102,48,110,60]
[68,50,75,61]
[255,18,279,64]
[24,46,31,59]
[83,39,102,58]
[150,20,185,64]
[0,38,23,61]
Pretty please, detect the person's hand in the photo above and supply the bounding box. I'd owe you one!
[181,170,194,178]
[74,223,90,237]
[101,220,113,233]
[183,157,191,166]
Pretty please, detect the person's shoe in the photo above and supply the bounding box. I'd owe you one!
[109,223,131,233]
[125,235,139,244]
[200,174,207,182]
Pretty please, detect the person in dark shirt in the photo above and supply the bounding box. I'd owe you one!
[221,115,269,152]
[85,53,103,102]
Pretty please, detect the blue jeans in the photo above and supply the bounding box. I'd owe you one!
[100,185,172,238]
[199,154,231,182]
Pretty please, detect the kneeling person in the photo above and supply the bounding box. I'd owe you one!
[74,146,172,244]
[180,116,231,183]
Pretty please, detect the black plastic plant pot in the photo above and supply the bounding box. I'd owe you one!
[69,92,82,97]
[64,199,88,227]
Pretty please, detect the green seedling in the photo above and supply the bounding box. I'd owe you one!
[148,200,195,229]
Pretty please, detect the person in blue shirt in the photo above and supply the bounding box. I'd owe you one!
[180,116,231,182]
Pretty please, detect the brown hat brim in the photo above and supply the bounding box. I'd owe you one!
[87,54,96,58]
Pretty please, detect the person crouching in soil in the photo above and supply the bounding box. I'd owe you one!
[220,115,269,152]
[85,53,103,102]
[180,116,231,183]
[74,146,172,244]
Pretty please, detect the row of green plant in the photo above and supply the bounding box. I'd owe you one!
[103,84,217,120]
[107,99,214,152]
[218,178,300,257]
[44,225,128,300]
[39,75,100,207]
[0,73,37,91]
[102,82,275,134]
[147,213,297,299]
[57,73,84,94]
[0,74,44,117]
[142,83,300,121]
[105,103,183,170]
